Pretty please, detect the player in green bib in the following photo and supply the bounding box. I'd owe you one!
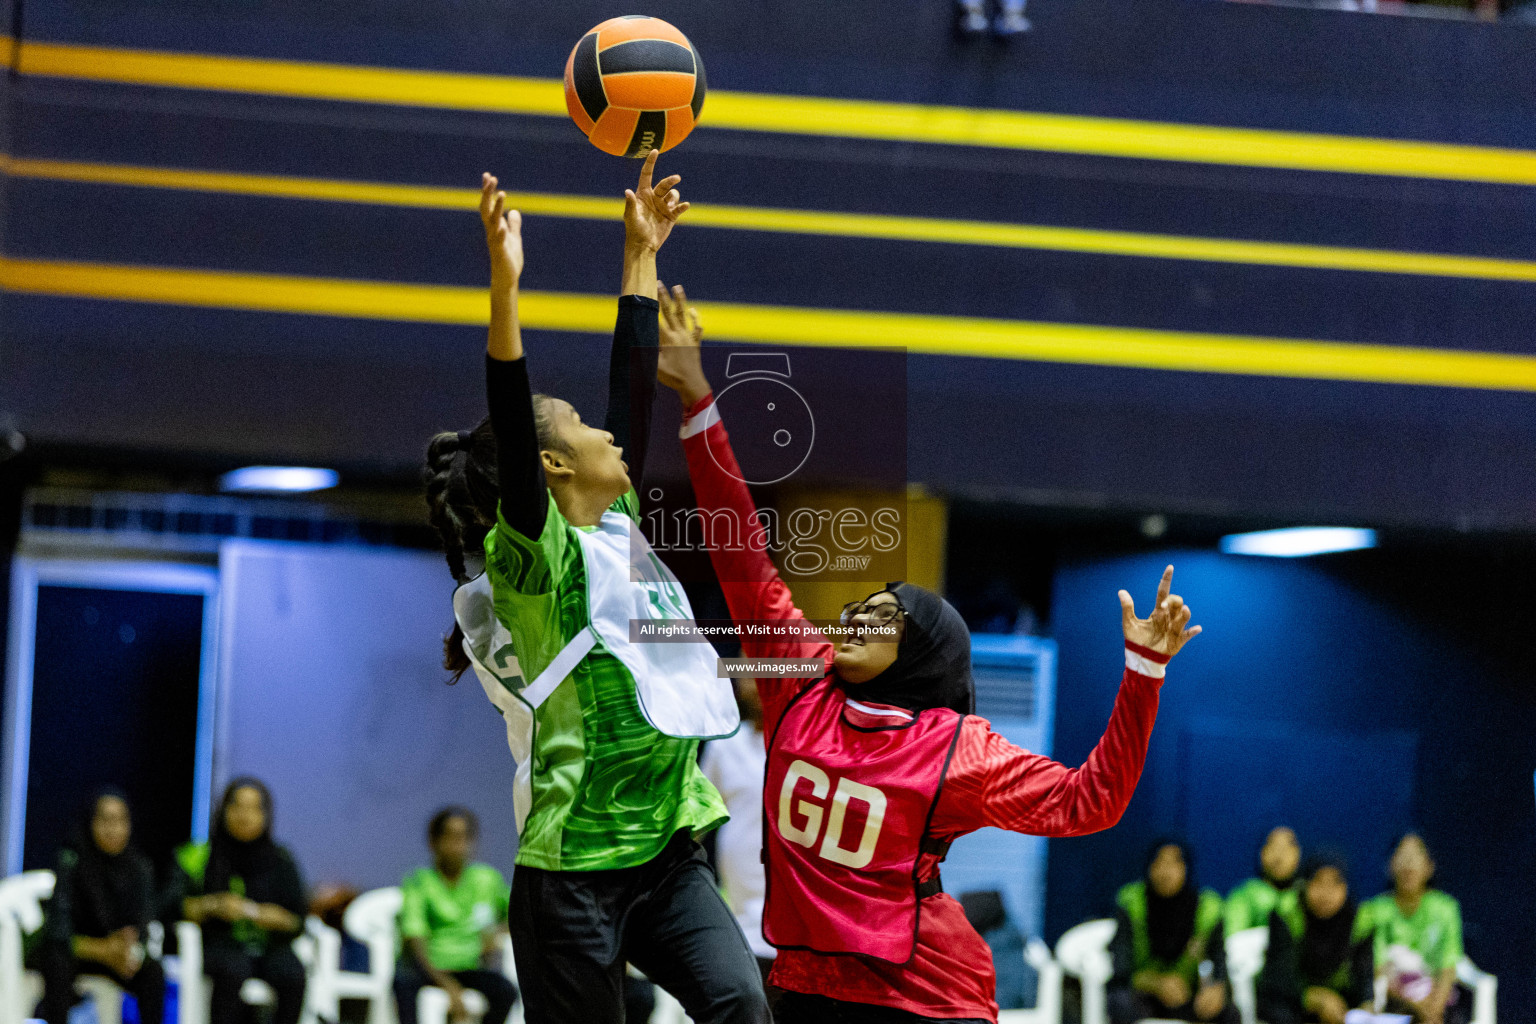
[1224,826,1301,936]
[1257,853,1374,1024]
[421,155,765,1024]
[394,808,516,1024]
[1108,840,1236,1024]
[1364,834,1470,1024]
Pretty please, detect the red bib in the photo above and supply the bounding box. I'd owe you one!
[761,677,965,964]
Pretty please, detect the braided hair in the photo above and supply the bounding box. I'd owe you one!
[423,397,567,681]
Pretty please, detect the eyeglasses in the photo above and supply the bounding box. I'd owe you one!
[839,598,905,627]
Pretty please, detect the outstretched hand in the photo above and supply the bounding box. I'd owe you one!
[656,281,710,407]
[624,150,689,253]
[1119,566,1201,658]
[479,173,523,288]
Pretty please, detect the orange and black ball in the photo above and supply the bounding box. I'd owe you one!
[563,16,706,157]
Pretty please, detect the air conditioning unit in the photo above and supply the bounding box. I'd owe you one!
[940,634,1057,941]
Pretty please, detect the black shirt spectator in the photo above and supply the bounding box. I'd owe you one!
[37,789,165,1024]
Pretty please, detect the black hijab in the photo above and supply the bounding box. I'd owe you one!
[206,777,288,900]
[1297,851,1359,986]
[63,787,150,936]
[1144,839,1200,964]
[844,582,975,715]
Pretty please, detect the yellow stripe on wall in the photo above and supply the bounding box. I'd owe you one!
[15,38,1536,187]
[18,39,564,116]
[5,255,1536,393]
[11,155,1536,285]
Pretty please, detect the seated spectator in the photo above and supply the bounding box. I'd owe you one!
[1108,840,1237,1024]
[1257,852,1373,1024]
[959,890,1031,1010]
[36,789,164,1024]
[1225,826,1300,936]
[168,778,307,1024]
[1365,833,1471,1024]
[394,808,516,1024]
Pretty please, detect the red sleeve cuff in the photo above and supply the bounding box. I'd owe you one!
[1124,641,1170,664]
[683,392,715,419]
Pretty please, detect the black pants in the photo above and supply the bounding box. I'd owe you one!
[508,830,769,1024]
[203,940,306,1024]
[773,992,988,1024]
[1108,986,1240,1024]
[36,943,166,1024]
[393,960,518,1024]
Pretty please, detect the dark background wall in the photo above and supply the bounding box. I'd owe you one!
[1043,546,1536,1012]
[5,0,1536,528]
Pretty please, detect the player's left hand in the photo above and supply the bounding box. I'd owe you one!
[1119,565,1201,658]
[624,150,689,253]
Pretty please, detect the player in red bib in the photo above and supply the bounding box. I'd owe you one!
[653,285,1201,1023]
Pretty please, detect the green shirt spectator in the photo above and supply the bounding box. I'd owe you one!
[1365,889,1463,974]
[1225,827,1300,936]
[394,808,517,1024]
[1369,833,1469,1024]
[399,863,510,973]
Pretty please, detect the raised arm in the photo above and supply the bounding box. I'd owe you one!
[657,284,834,670]
[604,151,687,486]
[931,567,1199,838]
[477,173,549,541]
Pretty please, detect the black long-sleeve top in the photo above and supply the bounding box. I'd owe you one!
[1256,911,1374,1015]
[488,294,659,539]
[45,845,155,943]
[1109,908,1230,988]
[161,842,307,950]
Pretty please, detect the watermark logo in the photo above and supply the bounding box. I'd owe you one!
[707,353,816,485]
[633,344,907,584]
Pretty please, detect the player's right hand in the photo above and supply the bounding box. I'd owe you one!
[624,150,688,253]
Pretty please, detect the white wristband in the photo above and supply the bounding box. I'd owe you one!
[1124,647,1166,679]
[679,400,721,439]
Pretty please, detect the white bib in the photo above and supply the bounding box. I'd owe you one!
[453,574,540,833]
[453,509,739,830]
[576,509,740,739]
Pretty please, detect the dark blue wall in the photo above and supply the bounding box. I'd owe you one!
[5,0,1536,527]
[1045,546,1536,1011]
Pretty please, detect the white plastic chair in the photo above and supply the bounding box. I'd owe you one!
[1055,919,1116,1024]
[337,886,528,1024]
[172,919,319,1024]
[327,887,405,1024]
[1457,957,1497,1024]
[997,938,1064,1024]
[1225,926,1268,1024]
[0,871,57,1024]
[0,873,170,1024]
